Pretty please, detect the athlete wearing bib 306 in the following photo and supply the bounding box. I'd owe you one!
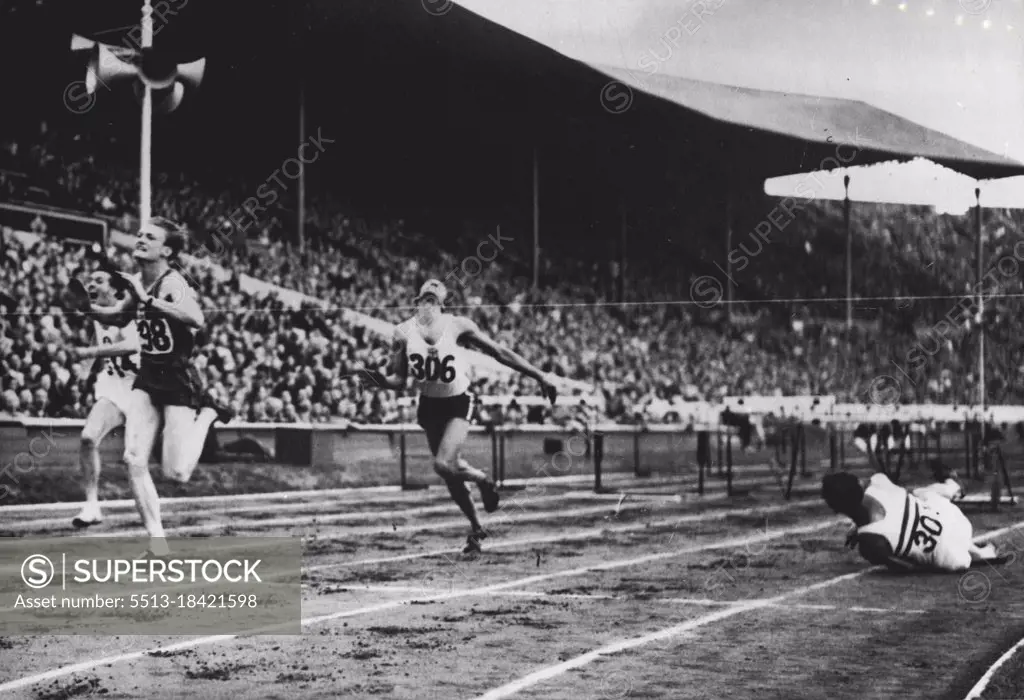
[403,315,476,432]
[822,471,1000,572]
[361,279,558,554]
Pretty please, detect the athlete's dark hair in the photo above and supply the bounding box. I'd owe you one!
[147,216,188,260]
[821,471,865,516]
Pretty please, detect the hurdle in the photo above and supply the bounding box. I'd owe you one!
[819,404,1018,510]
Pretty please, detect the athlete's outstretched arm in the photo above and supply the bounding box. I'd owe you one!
[71,339,139,361]
[118,272,205,328]
[857,533,920,572]
[360,331,409,391]
[89,296,137,326]
[72,323,140,361]
[457,318,555,397]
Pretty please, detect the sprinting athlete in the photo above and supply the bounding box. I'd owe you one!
[89,217,231,557]
[822,470,1000,572]
[361,279,558,553]
[68,270,142,529]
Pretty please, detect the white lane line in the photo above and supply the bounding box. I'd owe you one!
[0,497,826,588]
[0,471,648,515]
[959,519,1024,700]
[0,464,799,519]
[963,633,1024,699]
[472,568,875,700]
[4,470,803,535]
[24,487,785,539]
[319,585,927,615]
[472,519,1024,700]
[303,498,825,572]
[0,516,846,694]
[1,490,605,533]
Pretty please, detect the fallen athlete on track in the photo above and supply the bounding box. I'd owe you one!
[822,465,1004,572]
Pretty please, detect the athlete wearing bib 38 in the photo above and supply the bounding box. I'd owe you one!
[822,471,1001,572]
[89,217,231,558]
[361,279,558,553]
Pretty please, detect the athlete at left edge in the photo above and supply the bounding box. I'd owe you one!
[83,217,232,557]
[65,269,142,530]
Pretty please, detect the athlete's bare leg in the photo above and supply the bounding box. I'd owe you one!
[123,389,169,556]
[74,398,125,527]
[159,405,218,483]
[428,421,479,528]
[429,418,500,550]
[912,480,964,502]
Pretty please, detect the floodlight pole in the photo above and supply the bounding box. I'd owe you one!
[532,146,540,289]
[298,81,306,254]
[976,187,984,410]
[139,0,154,225]
[844,174,852,330]
[725,192,733,322]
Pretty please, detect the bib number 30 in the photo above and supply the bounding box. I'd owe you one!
[912,514,943,554]
[410,353,456,383]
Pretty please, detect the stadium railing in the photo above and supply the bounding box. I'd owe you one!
[8,398,1019,503]
[4,417,739,496]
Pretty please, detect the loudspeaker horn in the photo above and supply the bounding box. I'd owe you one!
[89,44,139,94]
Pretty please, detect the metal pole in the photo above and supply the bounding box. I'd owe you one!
[619,200,627,303]
[533,146,539,289]
[298,81,306,254]
[726,192,733,323]
[633,429,641,477]
[976,187,984,409]
[400,430,407,489]
[726,429,733,497]
[491,428,498,483]
[139,0,154,226]
[499,431,506,486]
[844,174,851,330]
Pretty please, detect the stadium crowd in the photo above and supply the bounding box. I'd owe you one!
[3,125,1024,426]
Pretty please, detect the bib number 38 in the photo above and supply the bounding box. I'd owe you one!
[409,353,456,383]
[138,318,174,354]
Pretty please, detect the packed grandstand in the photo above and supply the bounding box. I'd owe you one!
[3,122,1024,426]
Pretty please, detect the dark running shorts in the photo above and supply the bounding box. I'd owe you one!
[417,393,476,431]
[133,363,204,410]
[853,423,876,442]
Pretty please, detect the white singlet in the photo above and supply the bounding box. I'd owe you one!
[399,316,472,398]
[858,473,973,572]
[92,319,141,415]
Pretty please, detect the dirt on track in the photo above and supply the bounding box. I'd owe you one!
[1,457,1023,700]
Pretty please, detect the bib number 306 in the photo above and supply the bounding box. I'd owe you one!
[138,318,174,354]
[409,353,456,382]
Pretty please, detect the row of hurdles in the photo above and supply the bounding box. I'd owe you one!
[650,396,1020,508]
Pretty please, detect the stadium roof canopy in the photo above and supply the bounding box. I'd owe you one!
[15,0,1020,218]
[592,65,1024,182]
[306,0,1024,185]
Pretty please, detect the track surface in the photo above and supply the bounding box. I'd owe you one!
[1,455,1023,700]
